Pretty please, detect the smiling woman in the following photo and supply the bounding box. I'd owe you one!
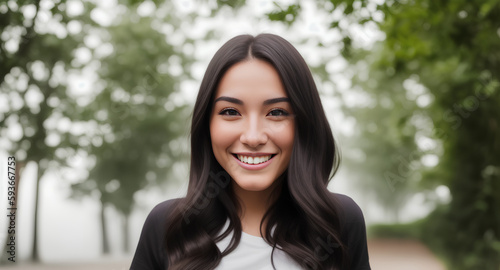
[210,59,294,192]
[131,34,371,270]
[210,59,295,238]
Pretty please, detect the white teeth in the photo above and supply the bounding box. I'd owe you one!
[236,155,272,165]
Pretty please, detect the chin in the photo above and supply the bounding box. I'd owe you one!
[233,177,275,192]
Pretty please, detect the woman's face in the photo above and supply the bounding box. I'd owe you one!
[210,59,295,194]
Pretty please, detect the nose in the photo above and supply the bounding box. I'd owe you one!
[240,116,268,148]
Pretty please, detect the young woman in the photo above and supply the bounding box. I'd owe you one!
[131,34,371,270]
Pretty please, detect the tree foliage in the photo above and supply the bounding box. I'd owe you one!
[0,0,97,262]
[69,1,195,253]
[376,1,500,268]
[1,0,194,258]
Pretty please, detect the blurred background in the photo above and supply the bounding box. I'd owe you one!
[0,0,499,269]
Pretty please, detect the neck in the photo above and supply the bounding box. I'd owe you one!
[231,179,282,236]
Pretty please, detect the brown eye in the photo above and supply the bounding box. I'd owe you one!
[219,108,240,116]
[267,109,289,117]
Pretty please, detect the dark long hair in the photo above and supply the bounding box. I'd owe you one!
[164,34,347,270]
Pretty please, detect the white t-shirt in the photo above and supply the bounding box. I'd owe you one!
[215,220,303,270]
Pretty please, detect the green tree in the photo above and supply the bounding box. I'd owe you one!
[0,0,192,259]
[0,0,97,262]
[375,1,500,268]
[341,51,424,221]
[70,1,194,253]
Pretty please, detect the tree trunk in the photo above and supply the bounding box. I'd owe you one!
[100,201,110,254]
[30,163,43,262]
[122,212,130,253]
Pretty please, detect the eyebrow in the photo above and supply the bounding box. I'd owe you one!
[214,96,290,105]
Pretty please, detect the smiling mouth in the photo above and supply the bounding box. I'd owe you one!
[232,154,276,165]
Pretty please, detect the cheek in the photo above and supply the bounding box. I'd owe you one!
[283,126,295,153]
[270,120,295,153]
[210,120,237,154]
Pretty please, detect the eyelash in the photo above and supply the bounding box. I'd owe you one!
[267,108,290,117]
[218,108,290,117]
[218,108,240,116]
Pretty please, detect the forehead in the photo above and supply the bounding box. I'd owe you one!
[214,59,287,100]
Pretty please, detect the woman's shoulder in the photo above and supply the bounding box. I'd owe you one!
[330,193,367,225]
[144,198,183,226]
[130,198,183,269]
[330,193,371,270]
[149,198,182,214]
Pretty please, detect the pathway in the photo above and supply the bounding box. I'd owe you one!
[368,238,446,270]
